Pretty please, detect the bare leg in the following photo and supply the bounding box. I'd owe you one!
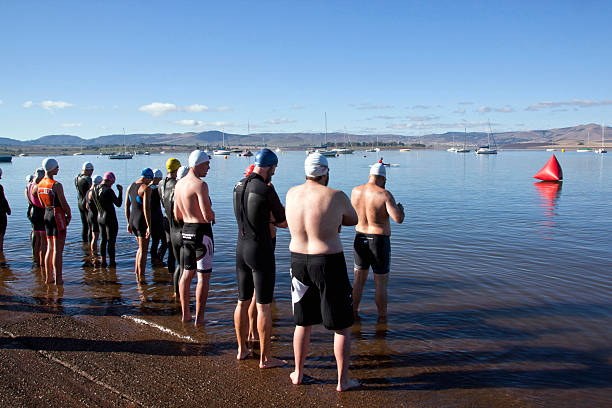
[90,231,99,260]
[374,273,389,322]
[135,237,149,281]
[257,303,286,368]
[0,234,4,251]
[37,232,46,267]
[234,299,251,360]
[179,269,195,322]
[248,292,258,342]
[44,238,54,283]
[290,325,311,385]
[194,272,210,326]
[352,269,369,320]
[33,232,41,264]
[53,237,65,284]
[334,328,358,391]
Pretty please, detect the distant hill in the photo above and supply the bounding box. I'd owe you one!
[0,123,609,148]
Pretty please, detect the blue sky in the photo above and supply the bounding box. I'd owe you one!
[1,0,611,140]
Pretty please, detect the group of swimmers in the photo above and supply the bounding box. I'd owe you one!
[12,148,405,392]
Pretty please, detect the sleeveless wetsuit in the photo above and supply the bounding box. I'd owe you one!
[160,176,182,294]
[27,183,45,233]
[233,173,285,304]
[75,173,92,242]
[39,177,66,239]
[0,184,9,236]
[128,182,148,237]
[86,187,99,235]
[149,185,166,260]
[94,184,122,265]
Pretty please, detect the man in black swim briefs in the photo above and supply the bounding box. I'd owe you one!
[233,148,287,368]
[285,153,360,392]
[350,162,404,323]
[173,150,214,326]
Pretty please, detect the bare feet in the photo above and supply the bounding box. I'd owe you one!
[181,315,192,323]
[194,317,206,327]
[289,371,302,385]
[237,348,251,360]
[259,357,287,369]
[54,279,63,285]
[337,378,360,392]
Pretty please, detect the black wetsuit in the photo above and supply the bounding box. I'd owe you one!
[85,187,99,237]
[127,182,147,237]
[160,176,182,294]
[149,186,166,261]
[94,184,122,265]
[0,184,9,236]
[75,173,92,242]
[233,173,285,304]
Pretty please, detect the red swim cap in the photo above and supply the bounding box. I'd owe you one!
[244,164,255,177]
[103,171,116,183]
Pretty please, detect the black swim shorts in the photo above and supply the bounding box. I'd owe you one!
[290,252,354,331]
[353,232,391,274]
[181,222,214,273]
[236,238,275,304]
[44,207,67,239]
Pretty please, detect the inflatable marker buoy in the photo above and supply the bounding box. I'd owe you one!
[533,154,563,181]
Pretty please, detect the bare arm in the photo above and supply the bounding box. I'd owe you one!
[340,192,358,226]
[142,186,151,237]
[385,192,404,224]
[173,197,182,222]
[124,184,131,222]
[54,183,71,223]
[199,182,215,223]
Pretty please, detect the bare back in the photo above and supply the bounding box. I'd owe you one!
[174,172,214,224]
[286,180,357,254]
[351,180,403,236]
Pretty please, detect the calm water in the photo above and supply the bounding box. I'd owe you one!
[0,150,610,405]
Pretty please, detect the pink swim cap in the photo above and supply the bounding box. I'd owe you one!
[244,164,255,177]
[103,171,116,183]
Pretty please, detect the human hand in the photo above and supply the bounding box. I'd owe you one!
[127,224,132,234]
[117,184,123,191]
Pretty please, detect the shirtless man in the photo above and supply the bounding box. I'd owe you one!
[173,150,214,326]
[285,152,360,392]
[351,162,404,322]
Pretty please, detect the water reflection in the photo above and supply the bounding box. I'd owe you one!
[534,181,562,238]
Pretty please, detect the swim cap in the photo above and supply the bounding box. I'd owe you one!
[93,175,103,185]
[141,168,154,179]
[177,166,189,179]
[305,153,329,177]
[370,162,386,177]
[26,174,34,183]
[42,158,59,172]
[153,169,163,179]
[82,162,94,171]
[254,148,278,167]
[35,168,45,180]
[188,150,210,167]
[244,164,255,177]
[166,157,181,172]
[103,171,116,183]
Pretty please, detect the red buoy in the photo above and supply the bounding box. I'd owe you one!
[533,154,563,181]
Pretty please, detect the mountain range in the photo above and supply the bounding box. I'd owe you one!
[0,123,608,148]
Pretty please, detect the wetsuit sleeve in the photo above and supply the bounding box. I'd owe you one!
[113,189,122,207]
[0,185,8,214]
[266,186,286,224]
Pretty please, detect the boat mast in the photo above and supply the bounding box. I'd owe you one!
[325,112,328,147]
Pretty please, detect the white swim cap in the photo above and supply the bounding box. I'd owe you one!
[370,162,386,177]
[153,168,163,179]
[82,162,94,171]
[42,158,59,172]
[305,152,329,177]
[188,150,210,168]
[93,175,103,185]
[26,174,34,183]
[177,166,189,179]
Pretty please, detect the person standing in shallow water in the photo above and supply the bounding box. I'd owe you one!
[173,151,214,326]
[233,149,287,368]
[285,152,360,392]
[38,158,71,284]
[350,162,404,323]
[126,168,153,282]
[149,169,166,266]
[75,162,94,243]
[0,168,11,251]
[94,172,122,267]
[159,158,183,298]
[26,169,46,265]
[85,175,103,264]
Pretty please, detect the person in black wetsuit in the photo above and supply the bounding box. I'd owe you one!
[125,168,153,282]
[27,169,46,266]
[233,149,287,367]
[0,168,12,251]
[159,158,182,297]
[94,172,123,267]
[75,162,94,243]
[85,175,103,264]
[149,169,166,266]
[25,174,35,258]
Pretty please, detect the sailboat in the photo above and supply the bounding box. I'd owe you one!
[447,133,458,152]
[109,129,133,159]
[334,128,354,154]
[597,123,607,154]
[213,130,231,155]
[365,135,379,152]
[475,123,498,154]
[456,128,471,153]
[576,130,592,152]
[310,113,336,156]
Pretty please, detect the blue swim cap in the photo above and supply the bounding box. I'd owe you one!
[141,168,154,179]
[254,148,278,168]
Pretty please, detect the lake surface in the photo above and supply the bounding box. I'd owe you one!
[0,150,610,406]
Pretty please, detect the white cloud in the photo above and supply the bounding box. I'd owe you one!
[387,121,491,130]
[477,106,491,113]
[356,104,393,110]
[23,101,34,108]
[215,106,231,112]
[411,105,430,109]
[266,117,297,125]
[458,101,474,105]
[184,104,210,112]
[453,108,466,114]
[0,100,3,105]
[62,122,82,127]
[41,100,74,111]
[407,115,439,121]
[367,115,399,120]
[174,120,238,127]
[138,102,179,117]
[526,99,612,111]
[292,104,304,110]
[112,105,120,110]
[494,107,514,113]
